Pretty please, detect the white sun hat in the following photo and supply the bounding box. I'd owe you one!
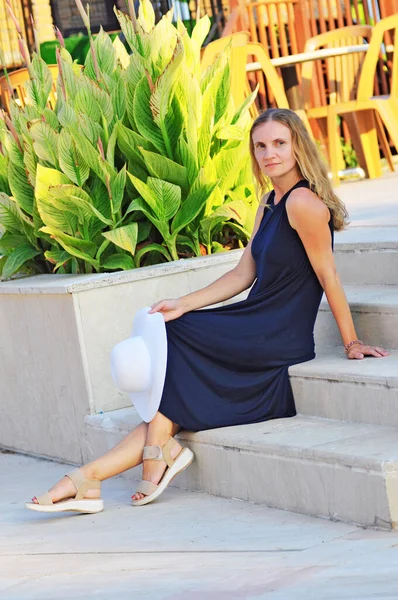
[110,306,168,422]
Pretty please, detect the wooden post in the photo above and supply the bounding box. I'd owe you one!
[378,0,398,18]
[292,0,311,53]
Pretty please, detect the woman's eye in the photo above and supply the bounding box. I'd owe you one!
[276,141,285,146]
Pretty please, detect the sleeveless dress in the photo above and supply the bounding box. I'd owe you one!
[158,180,334,431]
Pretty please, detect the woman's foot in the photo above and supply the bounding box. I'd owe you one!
[31,471,100,505]
[131,438,183,501]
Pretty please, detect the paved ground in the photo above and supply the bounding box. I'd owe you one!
[2,452,398,600]
[336,171,398,228]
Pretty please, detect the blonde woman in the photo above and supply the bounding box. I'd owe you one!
[26,108,388,514]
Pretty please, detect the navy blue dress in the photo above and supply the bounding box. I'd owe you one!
[159,180,334,431]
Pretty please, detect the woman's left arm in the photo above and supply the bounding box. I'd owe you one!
[286,188,389,360]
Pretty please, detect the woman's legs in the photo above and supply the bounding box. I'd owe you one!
[132,411,182,501]
[32,421,148,504]
[32,411,182,504]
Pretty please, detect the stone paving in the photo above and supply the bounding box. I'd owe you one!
[2,452,398,599]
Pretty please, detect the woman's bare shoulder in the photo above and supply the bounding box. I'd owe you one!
[286,187,329,220]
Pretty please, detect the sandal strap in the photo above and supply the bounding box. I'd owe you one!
[35,492,53,506]
[65,469,86,490]
[162,438,178,468]
[135,480,158,496]
[65,469,101,501]
[142,446,163,461]
[142,438,179,468]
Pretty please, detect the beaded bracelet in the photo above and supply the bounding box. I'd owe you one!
[344,339,363,353]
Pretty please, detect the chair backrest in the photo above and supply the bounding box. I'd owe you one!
[357,14,398,102]
[0,64,58,114]
[244,0,300,58]
[301,25,373,108]
[200,31,250,72]
[240,42,290,110]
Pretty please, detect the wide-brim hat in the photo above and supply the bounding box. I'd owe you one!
[110,306,168,422]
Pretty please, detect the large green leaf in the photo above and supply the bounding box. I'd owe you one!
[0,193,30,235]
[127,173,181,222]
[191,15,211,50]
[102,253,135,270]
[111,77,127,121]
[49,184,113,226]
[139,147,189,195]
[29,121,59,167]
[1,243,41,279]
[89,176,112,221]
[128,197,169,240]
[68,130,115,184]
[110,166,126,215]
[58,129,90,186]
[198,97,214,167]
[43,108,60,131]
[40,225,99,267]
[79,78,114,125]
[74,87,102,122]
[8,162,35,215]
[213,143,248,195]
[171,183,217,235]
[0,232,28,253]
[85,27,116,80]
[35,165,77,234]
[150,38,185,158]
[45,249,71,271]
[117,122,156,161]
[102,222,138,255]
[134,242,171,267]
[25,54,53,112]
[113,35,130,69]
[22,138,37,188]
[58,103,79,128]
[3,132,24,168]
[133,76,166,155]
[138,0,155,32]
[178,137,198,185]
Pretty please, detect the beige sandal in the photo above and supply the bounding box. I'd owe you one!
[132,438,194,507]
[25,469,104,514]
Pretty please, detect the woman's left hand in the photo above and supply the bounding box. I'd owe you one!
[346,343,389,360]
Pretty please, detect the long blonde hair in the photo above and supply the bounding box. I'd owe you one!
[249,108,348,231]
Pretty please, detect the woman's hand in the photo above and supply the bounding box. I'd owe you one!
[346,343,389,360]
[149,298,187,322]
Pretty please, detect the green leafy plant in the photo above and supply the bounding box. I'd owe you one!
[0,0,258,280]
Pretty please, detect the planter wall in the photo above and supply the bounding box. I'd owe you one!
[0,251,243,463]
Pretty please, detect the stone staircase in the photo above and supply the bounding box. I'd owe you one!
[83,226,398,529]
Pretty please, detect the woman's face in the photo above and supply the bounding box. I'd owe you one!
[252,120,299,180]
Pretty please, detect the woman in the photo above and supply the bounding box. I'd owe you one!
[26,108,388,514]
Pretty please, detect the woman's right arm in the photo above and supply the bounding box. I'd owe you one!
[150,196,269,321]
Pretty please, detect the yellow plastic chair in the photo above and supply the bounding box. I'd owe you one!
[0,64,58,114]
[200,32,251,72]
[302,23,395,184]
[228,42,313,134]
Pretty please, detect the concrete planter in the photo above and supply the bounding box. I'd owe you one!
[0,251,243,463]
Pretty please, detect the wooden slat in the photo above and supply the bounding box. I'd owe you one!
[287,2,298,54]
[267,3,280,57]
[276,3,289,56]
[326,0,336,31]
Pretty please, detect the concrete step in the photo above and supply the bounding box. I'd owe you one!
[315,284,398,349]
[83,408,398,529]
[290,350,398,428]
[334,228,398,285]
